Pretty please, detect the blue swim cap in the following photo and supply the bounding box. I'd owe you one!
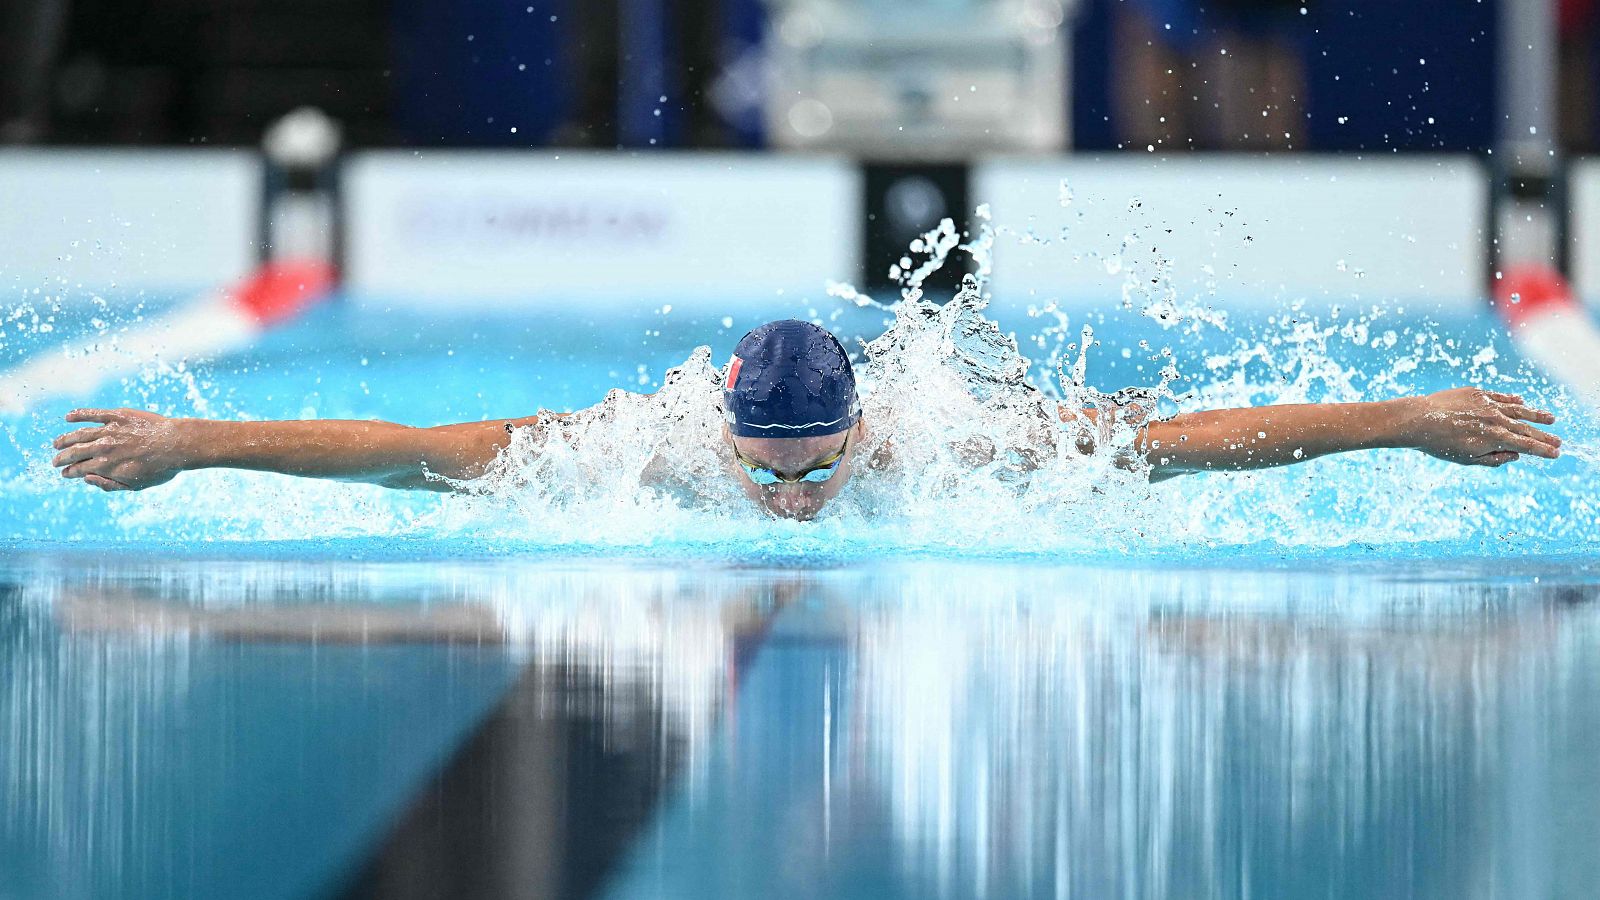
[723,320,860,439]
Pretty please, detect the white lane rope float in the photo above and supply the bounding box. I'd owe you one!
[1493,265,1600,410]
[0,259,335,417]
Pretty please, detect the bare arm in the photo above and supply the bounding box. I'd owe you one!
[1138,387,1560,482]
[51,408,542,492]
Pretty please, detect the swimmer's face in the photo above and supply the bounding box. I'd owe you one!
[723,420,865,521]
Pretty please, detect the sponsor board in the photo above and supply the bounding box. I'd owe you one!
[344,152,862,308]
[0,150,260,297]
[972,156,1486,310]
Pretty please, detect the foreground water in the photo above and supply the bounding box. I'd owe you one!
[2,552,1598,898]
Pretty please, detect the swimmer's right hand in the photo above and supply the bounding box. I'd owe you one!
[51,408,191,491]
[1395,388,1561,467]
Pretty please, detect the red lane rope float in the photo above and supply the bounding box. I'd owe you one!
[1493,264,1600,408]
[1494,265,1576,329]
[228,259,337,328]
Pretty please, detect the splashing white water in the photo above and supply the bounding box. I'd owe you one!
[3,198,1595,556]
[396,207,1592,556]
[410,207,1196,554]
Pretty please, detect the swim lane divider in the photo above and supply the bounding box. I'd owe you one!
[1493,265,1600,408]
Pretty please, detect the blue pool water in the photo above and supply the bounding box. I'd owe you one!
[1,296,1596,558]
[3,553,1600,898]
[1,288,1598,897]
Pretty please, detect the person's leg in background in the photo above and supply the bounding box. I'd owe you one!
[1113,1,1193,150]
[1112,0,1206,151]
[1256,29,1305,148]
[1203,0,1305,150]
[0,0,68,143]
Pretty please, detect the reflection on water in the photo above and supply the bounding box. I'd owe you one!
[610,562,1600,900]
[1,552,1598,899]
[0,554,750,900]
[845,570,1598,900]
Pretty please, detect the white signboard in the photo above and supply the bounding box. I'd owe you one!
[0,150,260,296]
[345,152,862,308]
[1571,159,1600,310]
[972,156,1486,310]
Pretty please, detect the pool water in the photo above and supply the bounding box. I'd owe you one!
[3,552,1599,898]
[1,296,1596,558]
[2,277,1598,897]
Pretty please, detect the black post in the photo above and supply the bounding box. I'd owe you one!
[863,162,972,301]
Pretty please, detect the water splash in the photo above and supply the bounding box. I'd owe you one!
[404,205,1197,555]
[2,199,1595,557]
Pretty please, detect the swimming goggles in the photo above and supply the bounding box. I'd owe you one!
[732,435,849,485]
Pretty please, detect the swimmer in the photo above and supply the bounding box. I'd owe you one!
[48,319,1561,521]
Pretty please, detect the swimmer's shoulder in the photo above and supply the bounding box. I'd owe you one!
[501,413,561,434]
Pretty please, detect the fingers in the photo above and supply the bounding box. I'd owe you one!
[52,440,103,468]
[64,408,129,425]
[60,457,136,490]
[83,474,131,492]
[1473,451,1519,467]
[1496,429,1561,459]
[1498,403,1557,425]
[59,459,107,480]
[1480,390,1558,424]
[1502,419,1562,450]
[52,426,106,450]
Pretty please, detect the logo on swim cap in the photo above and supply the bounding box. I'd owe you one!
[722,320,860,439]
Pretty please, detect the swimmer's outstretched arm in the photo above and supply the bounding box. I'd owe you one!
[1140,387,1560,482]
[50,408,542,492]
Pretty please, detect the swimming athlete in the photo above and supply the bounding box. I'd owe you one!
[49,319,1561,521]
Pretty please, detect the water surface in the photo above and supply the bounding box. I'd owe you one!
[3,551,1597,898]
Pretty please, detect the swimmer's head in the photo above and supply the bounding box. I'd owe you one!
[721,320,864,521]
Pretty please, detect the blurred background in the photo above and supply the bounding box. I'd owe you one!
[0,0,1593,154]
[2,0,1599,408]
